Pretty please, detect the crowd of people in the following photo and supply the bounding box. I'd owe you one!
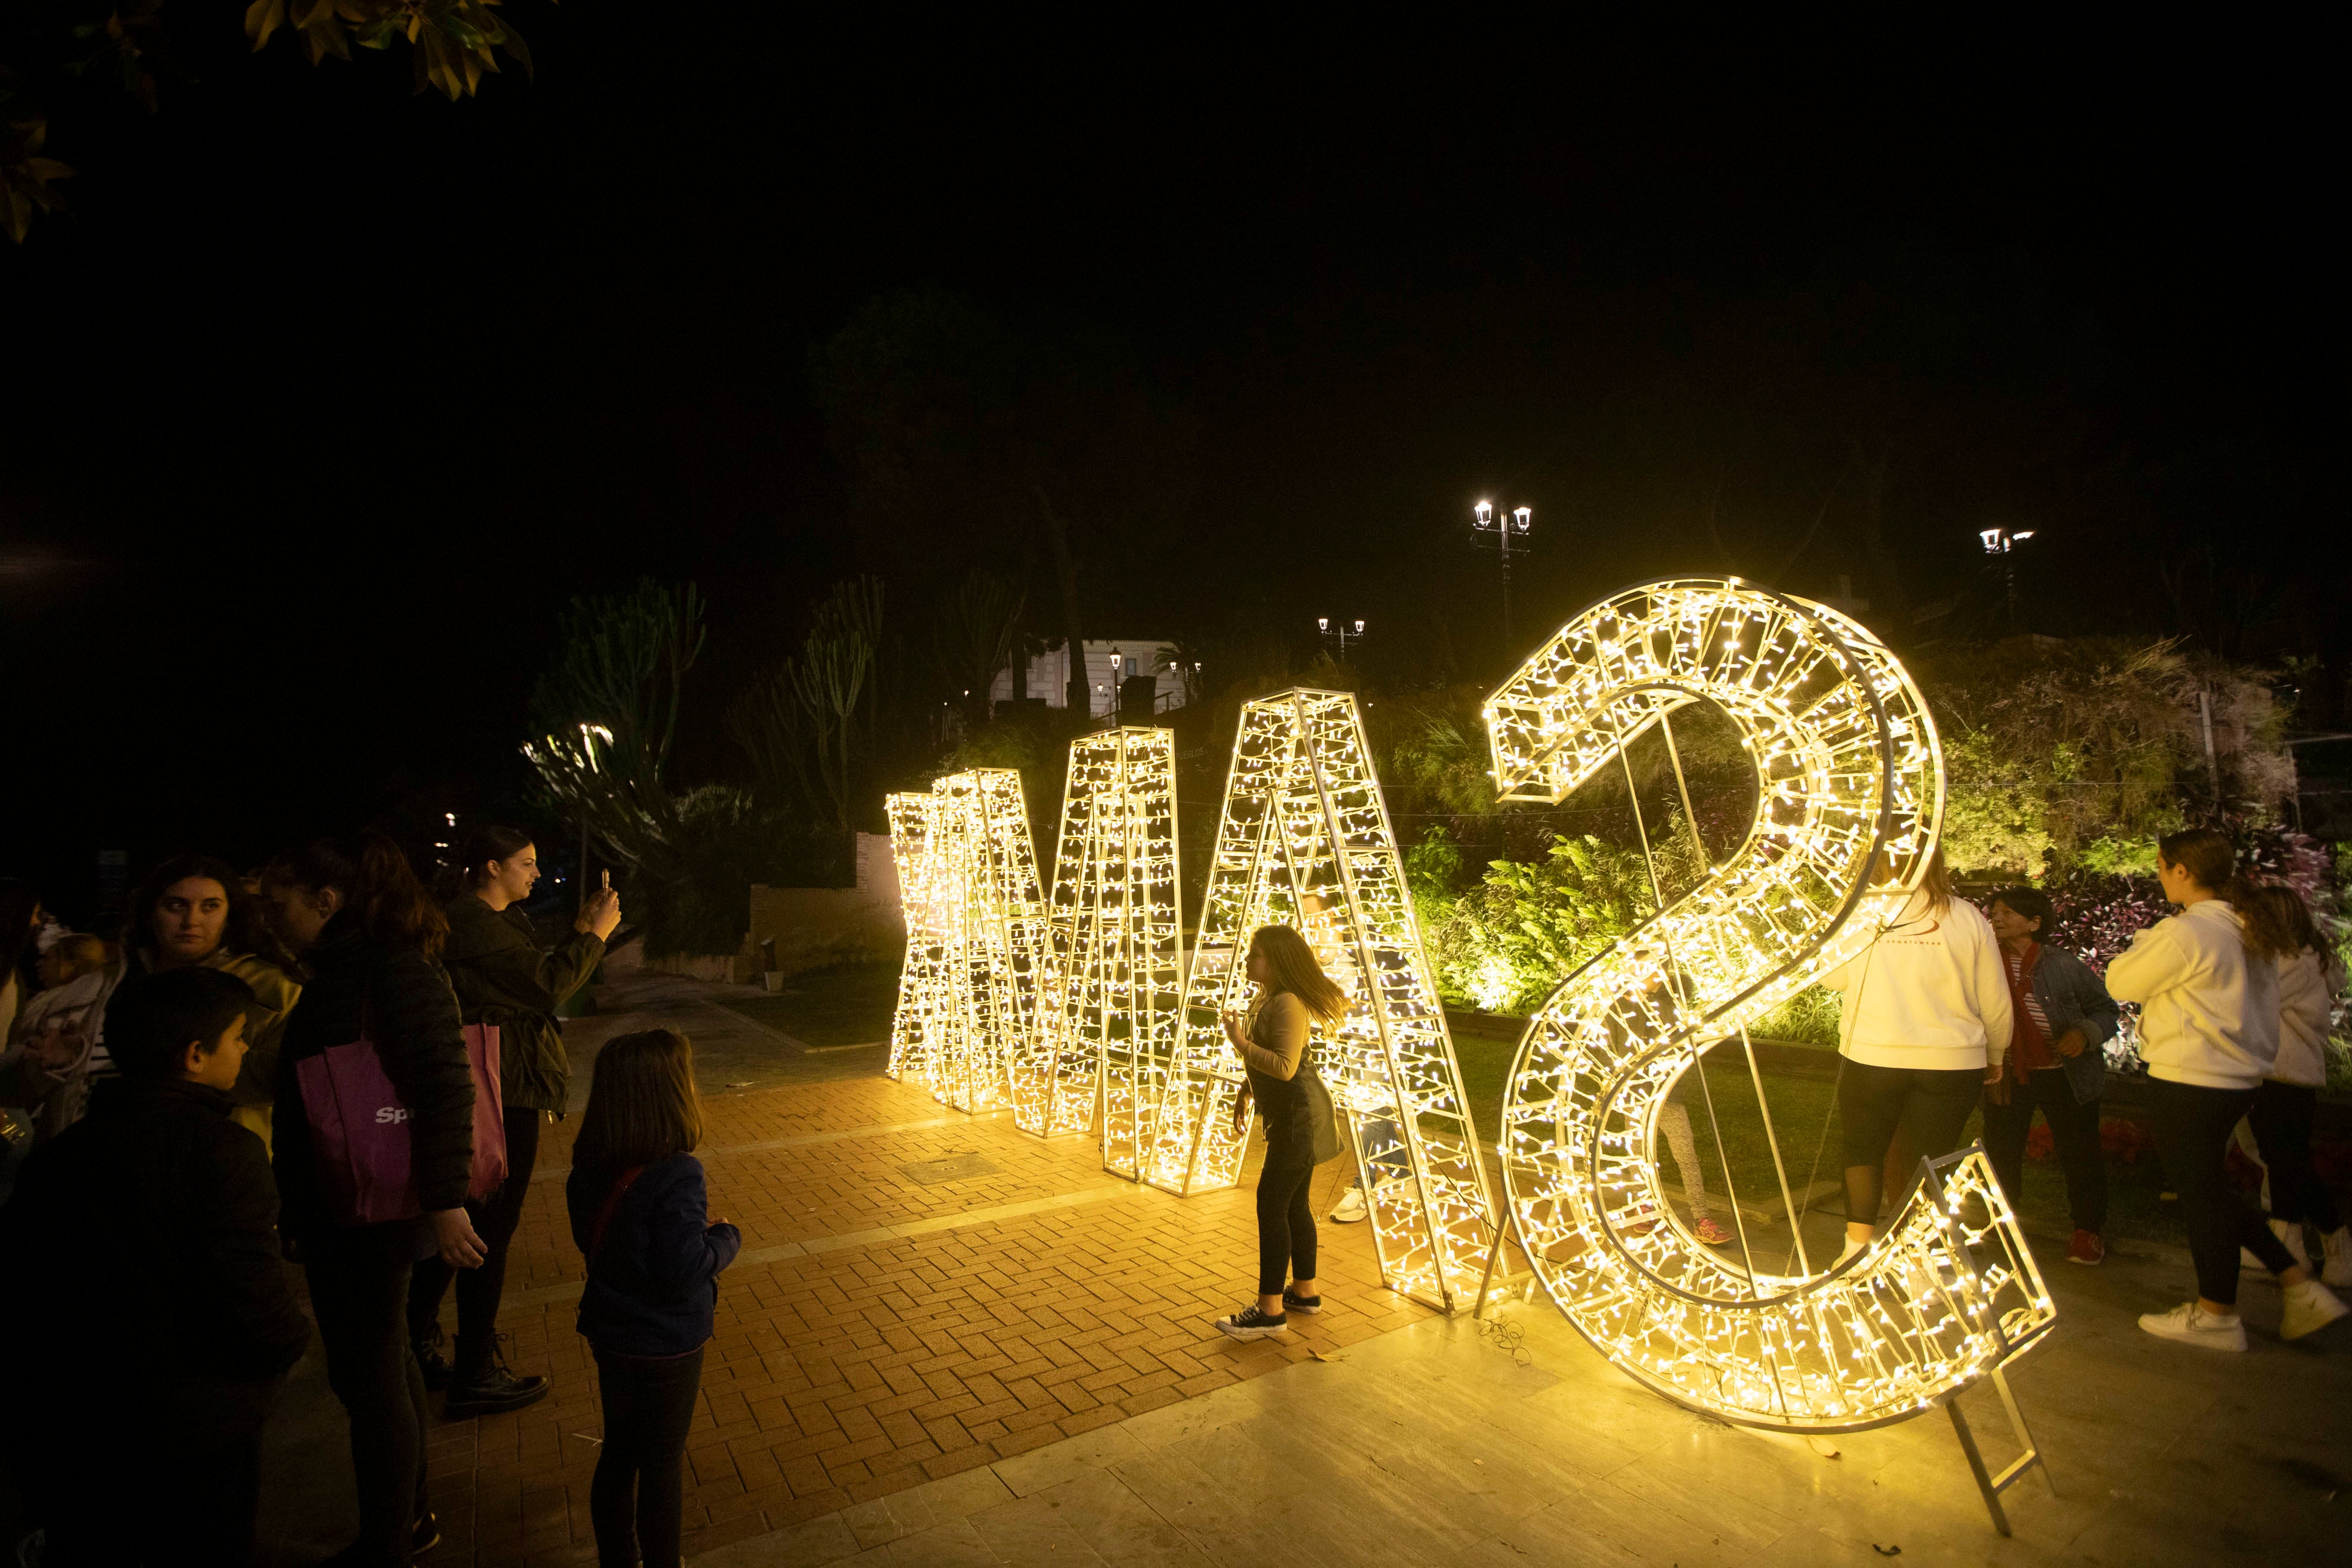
[0,822,2346,1559]
[0,831,735,1568]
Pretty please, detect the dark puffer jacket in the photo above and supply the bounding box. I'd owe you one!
[273,925,475,1238]
[443,893,604,1116]
[0,1076,311,1384]
[566,1154,740,1356]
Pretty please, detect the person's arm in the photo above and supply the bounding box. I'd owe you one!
[2046,950,2119,1055]
[1972,920,2013,1071]
[201,1131,313,1378]
[466,910,607,1015]
[2100,922,2181,1007]
[1235,995,1308,1081]
[642,1161,741,1289]
[377,953,478,1215]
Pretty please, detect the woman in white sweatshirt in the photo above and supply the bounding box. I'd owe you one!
[2243,882,2350,1288]
[2106,828,2347,1349]
[1822,850,2011,1261]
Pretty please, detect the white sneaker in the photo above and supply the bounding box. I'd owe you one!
[1835,1234,1866,1268]
[2139,1300,2247,1352]
[2270,1217,2313,1272]
[2280,1279,2350,1341]
[1328,1185,1368,1224]
[2320,1227,2352,1289]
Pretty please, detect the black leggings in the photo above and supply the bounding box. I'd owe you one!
[2249,1079,2344,1233]
[1256,1146,1318,1296]
[1838,1059,1984,1227]
[592,1345,706,1568]
[305,1223,432,1567]
[2148,1077,2297,1306]
[1982,1070,2108,1232]
[408,1106,542,1370]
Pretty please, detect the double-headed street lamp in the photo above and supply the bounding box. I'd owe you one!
[1979,526,2037,628]
[1318,617,1366,660]
[1473,499,1533,643]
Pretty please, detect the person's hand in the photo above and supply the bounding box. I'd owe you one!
[1231,1088,1252,1133]
[2055,1029,2086,1059]
[577,887,622,941]
[1221,1009,1248,1049]
[429,1207,488,1269]
[1983,1064,2010,1105]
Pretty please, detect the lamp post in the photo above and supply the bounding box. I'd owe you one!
[1317,617,1366,659]
[1472,499,1533,644]
[1979,527,2037,629]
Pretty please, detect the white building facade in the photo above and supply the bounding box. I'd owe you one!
[990,639,1190,719]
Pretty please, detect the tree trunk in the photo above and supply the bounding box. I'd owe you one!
[1035,487,1088,714]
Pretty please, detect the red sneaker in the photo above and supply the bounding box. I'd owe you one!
[2067,1229,2105,1266]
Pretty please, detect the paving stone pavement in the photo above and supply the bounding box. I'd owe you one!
[678,1215,2352,1568]
[258,1019,1426,1566]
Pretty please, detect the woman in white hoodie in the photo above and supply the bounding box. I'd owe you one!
[1823,850,2011,1261]
[2243,882,2350,1288]
[2106,828,2346,1349]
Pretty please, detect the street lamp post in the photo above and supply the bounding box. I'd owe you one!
[1472,499,1533,644]
[1979,527,2038,630]
[1317,617,1366,660]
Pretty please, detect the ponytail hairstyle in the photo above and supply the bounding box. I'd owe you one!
[266,833,450,959]
[1248,924,1349,1026]
[2246,881,2323,965]
[457,826,535,891]
[573,1028,704,1174]
[2157,826,2300,964]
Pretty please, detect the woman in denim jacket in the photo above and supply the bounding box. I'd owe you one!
[1982,887,2120,1265]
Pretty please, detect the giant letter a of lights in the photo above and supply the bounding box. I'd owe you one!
[1151,689,1497,1312]
[1044,727,1185,1168]
[1486,579,2056,1430]
[884,769,1050,1118]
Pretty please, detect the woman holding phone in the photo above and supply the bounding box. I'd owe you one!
[407,827,620,1416]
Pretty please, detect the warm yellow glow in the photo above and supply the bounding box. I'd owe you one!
[1486,578,2056,1431]
[1043,727,1184,1166]
[883,770,1048,1116]
[1154,688,1498,1312]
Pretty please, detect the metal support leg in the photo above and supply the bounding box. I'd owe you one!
[1472,1196,1522,1320]
[1945,1368,2055,1536]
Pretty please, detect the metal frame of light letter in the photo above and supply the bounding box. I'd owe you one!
[1484,577,2057,1432]
[919,769,1050,1118]
[1043,727,1184,1165]
[884,790,952,1094]
[1152,688,1497,1312]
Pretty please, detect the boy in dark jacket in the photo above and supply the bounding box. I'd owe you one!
[0,966,311,1567]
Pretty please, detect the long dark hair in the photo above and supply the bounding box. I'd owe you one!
[457,826,534,892]
[573,1029,704,1174]
[267,834,450,959]
[2157,827,2298,964]
[1248,925,1349,1025]
[123,852,283,969]
[2247,882,2324,962]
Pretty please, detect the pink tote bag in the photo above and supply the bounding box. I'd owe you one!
[296,1021,510,1227]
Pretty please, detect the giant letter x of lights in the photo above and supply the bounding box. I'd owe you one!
[1153,689,1496,1312]
[1486,579,2055,1430]
[883,769,1048,1118]
[1045,727,1185,1168]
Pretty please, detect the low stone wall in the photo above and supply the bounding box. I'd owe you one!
[741,831,903,977]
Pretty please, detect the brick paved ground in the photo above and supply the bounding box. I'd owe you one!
[417,1074,1432,1567]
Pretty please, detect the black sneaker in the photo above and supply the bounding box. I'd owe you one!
[1215,1304,1289,1340]
[412,1330,453,1392]
[1281,1288,1322,1315]
[444,1335,550,1419]
[413,1509,442,1555]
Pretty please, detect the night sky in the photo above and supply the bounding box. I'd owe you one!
[4,15,2341,920]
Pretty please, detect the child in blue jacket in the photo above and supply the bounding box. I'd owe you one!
[567,1029,740,1568]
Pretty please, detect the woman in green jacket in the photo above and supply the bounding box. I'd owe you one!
[408,826,622,1416]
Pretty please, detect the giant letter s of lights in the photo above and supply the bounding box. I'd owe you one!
[1152,689,1497,1312]
[1044,727,1185,1168]
[1487,579,2055,1430]
[887,769,1050,1118]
